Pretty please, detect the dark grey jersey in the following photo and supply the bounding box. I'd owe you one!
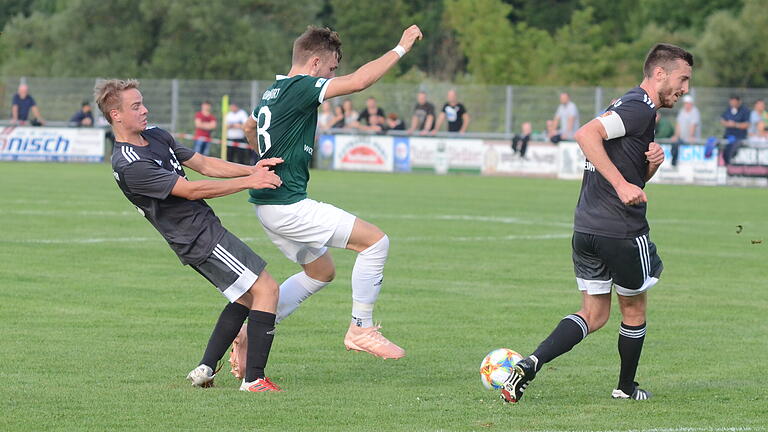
[111,127,226,265]
[573,87,657,239]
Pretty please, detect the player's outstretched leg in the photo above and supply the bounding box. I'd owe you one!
[343,219,404,359]
[275,270,330,323]
[501,309,598,403]
[187,302,250,387]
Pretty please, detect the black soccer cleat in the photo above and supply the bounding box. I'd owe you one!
[611,381,652,400]
[500,357,537,403]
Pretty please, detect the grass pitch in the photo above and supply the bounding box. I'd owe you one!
[1,162,766,432]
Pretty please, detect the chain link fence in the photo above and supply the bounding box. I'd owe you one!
[4,76,768,141]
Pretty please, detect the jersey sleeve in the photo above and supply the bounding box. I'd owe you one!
[300,76,333,109]
[598,100,654,140]
[121,161,180,199]
[158,128,195,161]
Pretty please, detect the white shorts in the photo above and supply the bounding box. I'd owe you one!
[254,198,356,264]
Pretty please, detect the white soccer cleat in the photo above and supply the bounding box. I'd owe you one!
[186,364,215,388]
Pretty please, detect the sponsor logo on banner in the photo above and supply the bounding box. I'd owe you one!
[726,145,768,177]
[482,140,558,177]
[409,137,483,174]
[653,144,720,184]
[0,126,105,162]
[333,134,393,172]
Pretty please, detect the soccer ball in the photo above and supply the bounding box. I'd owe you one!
[480,348,523,390]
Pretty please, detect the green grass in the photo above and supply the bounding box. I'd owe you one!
[1,162,766,432]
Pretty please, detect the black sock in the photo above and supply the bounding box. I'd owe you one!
[617,322,646,394]
[245,310,277,382]
[200,302,249,370]
[531,314,589,371]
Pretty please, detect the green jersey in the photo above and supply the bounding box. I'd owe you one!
[248,74,332,205]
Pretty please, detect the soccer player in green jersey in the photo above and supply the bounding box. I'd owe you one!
[243,25,422,359]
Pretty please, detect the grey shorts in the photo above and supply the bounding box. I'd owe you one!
[191,231,267,302]
[572,231,663,297]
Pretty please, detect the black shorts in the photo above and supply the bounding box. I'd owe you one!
[572,231,663,296]
[191,231,267,302]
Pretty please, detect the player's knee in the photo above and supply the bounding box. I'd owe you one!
[579,309,610,332]
[362,233,389,258]
[306,266,335,283]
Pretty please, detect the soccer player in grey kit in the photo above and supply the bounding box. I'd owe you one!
[501,44,693,403]
[97,79,285,393]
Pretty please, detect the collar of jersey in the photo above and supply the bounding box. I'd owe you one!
[276,74,307,80]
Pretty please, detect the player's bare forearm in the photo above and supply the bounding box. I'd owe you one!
[645,164,660,181]
[324,53,401,99]
[172,166,281,200]
[183,153,253,178]
[172,176,252,200]
[325,25,422,99]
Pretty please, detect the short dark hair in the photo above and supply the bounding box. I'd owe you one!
[292,26,343,65]
[643,43,694,78]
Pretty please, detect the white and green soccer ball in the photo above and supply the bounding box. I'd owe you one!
[480,348,523,390]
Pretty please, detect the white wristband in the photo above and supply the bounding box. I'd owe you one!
[392,45,406,58]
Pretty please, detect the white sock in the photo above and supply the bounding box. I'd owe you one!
[275,272,328,323]
[351,235,389,328]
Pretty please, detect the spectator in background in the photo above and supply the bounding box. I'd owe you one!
[341,99,358,129]
[384,112,406,132]
[331,104,345,128]
[748,99,767,139]
[11,84,45,126]
[654,112,674,139]
[433,89,470,134]
[358,97,386,132]
[69,101,94,127]
[547,92,579,143]
[225,102,251,165]
[317,101,335,132]
[670,94,700,166]
[193,101,217,156]
[511,121,532,159]
[408,90,434,135]
[720,95,750,164]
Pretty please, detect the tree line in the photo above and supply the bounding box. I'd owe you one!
[2,0,766,88]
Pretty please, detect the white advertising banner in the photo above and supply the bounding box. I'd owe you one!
[332,134,393,172]
[651,144,721,185]
[482,140,558,177]
[409,137,483,174]
[557,141,586,180]
[0,126,105,162]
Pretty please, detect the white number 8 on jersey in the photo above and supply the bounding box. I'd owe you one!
[256,106,272,157]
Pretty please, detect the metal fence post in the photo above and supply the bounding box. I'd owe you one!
[250,80,260,111]
[170,79,179,133]
[505,85,513,136]
[594,86,603,116]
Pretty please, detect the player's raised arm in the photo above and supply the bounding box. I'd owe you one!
[324,25,422,99]
[574,119,647,206]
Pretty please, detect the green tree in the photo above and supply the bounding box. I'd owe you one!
[695,0,768,87]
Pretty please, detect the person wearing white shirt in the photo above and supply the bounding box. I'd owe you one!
[226,103,252,164]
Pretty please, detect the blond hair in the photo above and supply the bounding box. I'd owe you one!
[94,79,140,124]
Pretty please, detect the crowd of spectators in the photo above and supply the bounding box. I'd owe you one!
[316,88,471,135]
[7,81,768,167]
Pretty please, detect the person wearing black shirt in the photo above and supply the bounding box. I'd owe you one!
[501,43,693,404]
[96,79,285,393]
[69,101,94,127]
